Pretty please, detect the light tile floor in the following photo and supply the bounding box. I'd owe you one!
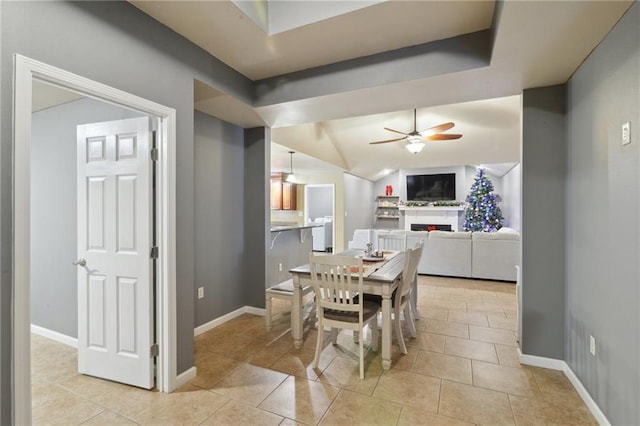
[32,275,597,425]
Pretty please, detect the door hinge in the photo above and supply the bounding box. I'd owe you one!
[150,246,159,259]
[150,343,159,357]
[150,147,158,161]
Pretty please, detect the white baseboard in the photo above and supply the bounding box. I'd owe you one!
[31,324,77,348]
[245,306,265,316]
[519,350,610,425]
[175,366,197,389]
[519,352,565,371]
[194,305,265,336]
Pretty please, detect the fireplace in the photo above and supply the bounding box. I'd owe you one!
[411,224,452,232]
[401,205,463,232]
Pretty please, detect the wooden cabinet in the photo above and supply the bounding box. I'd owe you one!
[271,173,297,210]
[270,176,283,209]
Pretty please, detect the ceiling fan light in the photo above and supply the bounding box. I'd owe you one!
[406,142,424,154]
[407,135,423,144]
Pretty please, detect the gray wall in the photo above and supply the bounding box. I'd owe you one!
[373,171,400,198]
[243,127,270,308]
[268,229,313,288]
[1,2,256,415]
[194,111,246,327]
[31,98,143,338]
[521,85,566,360]
[307,185,333,221]
[343,173,375,248]
[566,3,639,424]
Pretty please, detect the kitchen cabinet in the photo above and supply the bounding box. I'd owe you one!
[271,173,297,210]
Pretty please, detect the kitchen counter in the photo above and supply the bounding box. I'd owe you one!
[268,223,319,288]
[270,223,323,232]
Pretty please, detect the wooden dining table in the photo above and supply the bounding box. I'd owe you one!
[289,249,405,371]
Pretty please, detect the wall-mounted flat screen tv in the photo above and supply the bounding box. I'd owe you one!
[406,173,456,201]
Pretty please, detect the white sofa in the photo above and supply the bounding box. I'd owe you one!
[348,228,519,281]
[471,229,520,281]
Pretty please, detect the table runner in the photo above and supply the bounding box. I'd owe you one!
[349,250,400,277]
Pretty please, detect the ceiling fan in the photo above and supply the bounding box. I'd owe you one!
[369,109,462,153]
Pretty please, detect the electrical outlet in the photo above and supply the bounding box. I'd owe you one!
[589,335,596,356]
[278,263,283,272]
[622,122,631,145]
[198,287,204,299]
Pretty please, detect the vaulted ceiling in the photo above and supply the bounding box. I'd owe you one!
[131,0,633,180]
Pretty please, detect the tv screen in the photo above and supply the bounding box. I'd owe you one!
[406,173,456,201]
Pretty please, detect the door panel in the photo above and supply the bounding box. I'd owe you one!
[87,177,106,250]
[77,117,153,389]
[116,175,137,252]
[87,274,107,349]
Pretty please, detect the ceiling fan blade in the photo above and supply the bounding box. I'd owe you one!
[369,136,407,145]
[383,127,410,136]
[419,122,455,136]
[426,133,463,141]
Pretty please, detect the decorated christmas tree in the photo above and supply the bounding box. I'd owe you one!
[463,168,504,232]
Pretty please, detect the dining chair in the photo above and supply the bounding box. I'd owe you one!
[378,233,420,322]
[393,242,423,354]
[377,233,407,252]
[309,253,380,379]
[362,242,422,354]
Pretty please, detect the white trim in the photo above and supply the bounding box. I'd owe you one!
[519,351,610,425]
[245,306,266,316]
[194,306,266,336]
[519,352,565,371]
[174,367,197,389]
[13,54,177,425]
[30,325,78,348]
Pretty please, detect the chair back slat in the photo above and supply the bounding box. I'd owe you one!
[310,253,363,314]
[398,242,424,299]
[378,233,407,251]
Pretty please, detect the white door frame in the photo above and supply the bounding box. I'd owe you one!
[12,54,177,424]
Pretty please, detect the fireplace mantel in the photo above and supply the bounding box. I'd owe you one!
[399,206,464,212]
[400,206,465,231]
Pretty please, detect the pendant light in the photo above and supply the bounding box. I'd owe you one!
[285,151,297,183]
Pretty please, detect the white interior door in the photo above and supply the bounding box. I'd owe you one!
[76,116,154,389]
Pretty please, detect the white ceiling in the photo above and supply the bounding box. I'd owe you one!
[130,0,633,181]
[32,80,84,112]
[130,0,495,80]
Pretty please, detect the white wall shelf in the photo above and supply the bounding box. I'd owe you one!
[374,195,400,228]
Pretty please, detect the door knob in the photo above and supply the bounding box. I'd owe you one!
[73,258,87,267]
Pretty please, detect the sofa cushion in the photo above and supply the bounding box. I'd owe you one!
[429,231,472,239]
[348,229,374,249]
[423,232,472,277]
[472,231,520,241]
